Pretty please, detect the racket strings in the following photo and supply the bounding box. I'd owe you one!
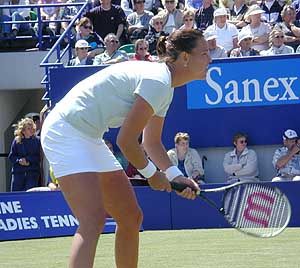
[223,183,291,237]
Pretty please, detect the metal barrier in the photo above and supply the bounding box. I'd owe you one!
[3,2,89,105]
[0,3,87,50]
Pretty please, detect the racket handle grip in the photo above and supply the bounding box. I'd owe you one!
[170,181,199,194]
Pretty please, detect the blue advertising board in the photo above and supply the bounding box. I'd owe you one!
[0,182,299,241]
[0,191,116,241]
[187,56,300,109]
[48,55,300,148]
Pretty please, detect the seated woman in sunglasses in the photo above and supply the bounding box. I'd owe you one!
[179,9,196,30]
[74,17,105,58]
[223,132,259,184]
[260,28,294,56]
[145,14,169,55]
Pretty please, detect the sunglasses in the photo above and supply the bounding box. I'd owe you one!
[275,35,284,39]
[135,0,145,3]
[184,18,194,22]
[239,140,247,144]
[165,1,175,3]
[155,21,163,25]
[243,38,252,41]
[78,47,89,50]
[83,25,92,30]
[139,47,148,50]
[110,40,119,44]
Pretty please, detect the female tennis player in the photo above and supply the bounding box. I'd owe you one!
[41,29,211,268]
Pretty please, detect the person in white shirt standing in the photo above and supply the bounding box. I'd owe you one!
[205,7,238,53]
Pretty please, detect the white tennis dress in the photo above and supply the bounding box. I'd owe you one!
[41,61,174,178]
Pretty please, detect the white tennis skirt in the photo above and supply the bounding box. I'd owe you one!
[41,111,122,179]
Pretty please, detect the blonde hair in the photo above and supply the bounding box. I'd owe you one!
[134,39,149,52]
[150,14,164,27]
[183,9,195,20]
[13,118,36,144]
[174,132,190,144]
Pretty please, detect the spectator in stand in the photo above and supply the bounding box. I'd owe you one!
[241,5,271,52]
[223,132,259,184]
[204,30,228,58]
[127,0,153,41]
[145,14,169,55]
[274,5,300,51]
[260,28,294,55]
[292,0,300,21]
[60,0,84,33]
[185,0,202,10]
[121,0,162,16]
[8,118,41,191]
[179,9,196,30]
[158,0,184,34]
[74,17,105,58]
[68,40,94,66]
[0,0,11,37]
[104,139,128,169]
[25,112,41,136]
[132,39,154,60]
[9,0,36,37]
[228,0,249,29]
[260,0,283,26]
[205,8,238,53]
[194,0,214,31]
[230,31,259,57]
[167,132,205,184]
[38,0,60,35]
[272,129,300,182]
[93,33,128,65]
[85,0,128,44]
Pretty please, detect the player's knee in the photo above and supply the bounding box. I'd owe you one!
[78,213,106,235]
[118,206,143,230]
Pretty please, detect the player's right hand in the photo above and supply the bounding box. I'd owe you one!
[148,171,172,193]
[172,176,200,200]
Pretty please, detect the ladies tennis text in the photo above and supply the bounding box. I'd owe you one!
[0,201,78,231]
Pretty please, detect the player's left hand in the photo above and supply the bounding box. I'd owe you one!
[148,171,172,193]
[172,176,199,200]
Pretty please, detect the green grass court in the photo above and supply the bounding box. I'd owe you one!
[1,228,300,268]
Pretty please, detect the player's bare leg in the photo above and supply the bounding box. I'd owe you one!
[59,172,106,268]
[99,170,143,268]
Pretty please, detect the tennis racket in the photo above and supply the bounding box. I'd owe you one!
[170,181,291,238]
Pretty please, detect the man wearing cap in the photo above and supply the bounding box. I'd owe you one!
[68,40,94,66]
[230,31,259,57]
[272,129,300,182]
[205,7,238,52]
[203,30,227,58]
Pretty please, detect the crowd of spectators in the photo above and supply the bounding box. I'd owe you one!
[7,110,300,191]
[3,0,300,190]
[1,0,300,56]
